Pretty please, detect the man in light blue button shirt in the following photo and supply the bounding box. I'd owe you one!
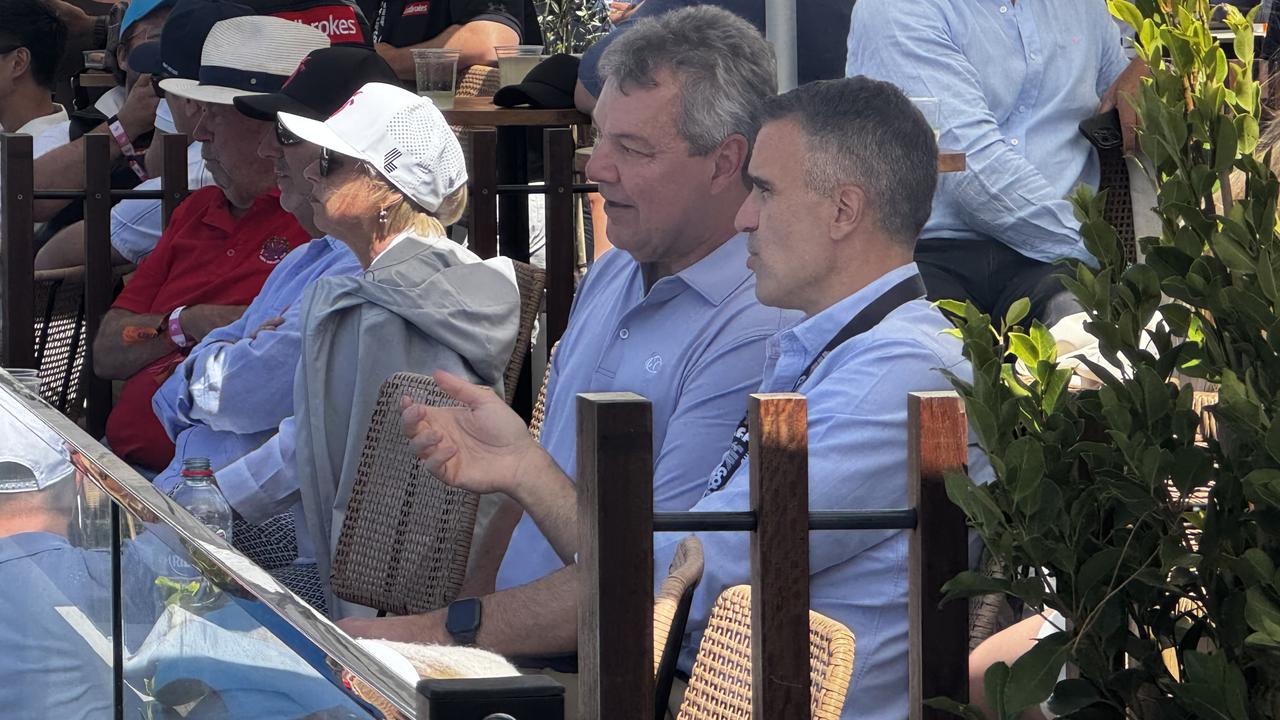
[337,6,797,666]
[365,77,993,720]
[846,0,1141,325]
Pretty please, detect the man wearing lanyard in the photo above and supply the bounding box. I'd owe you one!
[343,77,993,720]
[362,0,543,79]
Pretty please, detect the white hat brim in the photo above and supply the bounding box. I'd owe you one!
[277,111,363,160]
[160,78,266,105]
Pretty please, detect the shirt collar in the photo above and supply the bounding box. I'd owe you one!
[668,232,753,306]
[786,262,922,360]
[15,104,68,138]
[0,530,70,563]
[201,188,283,235]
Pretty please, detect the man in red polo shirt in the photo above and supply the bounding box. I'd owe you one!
[93,16,329,473]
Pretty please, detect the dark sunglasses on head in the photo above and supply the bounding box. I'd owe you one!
[275,119,303,146]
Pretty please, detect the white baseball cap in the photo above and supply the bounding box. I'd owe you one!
[161,16,330,105]
[0,392,73,494]
[278,82,468,214]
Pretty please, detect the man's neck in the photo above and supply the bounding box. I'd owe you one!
[801,249,914,317]
[0,83,57,136]
[639,215,740,292]
[0,514,67,539]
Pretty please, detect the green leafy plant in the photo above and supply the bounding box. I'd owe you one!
[536,0,609,55]
[931,1,1280,717]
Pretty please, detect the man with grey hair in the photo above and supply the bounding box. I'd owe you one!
[360,76,993,719]
[338,1,797,701]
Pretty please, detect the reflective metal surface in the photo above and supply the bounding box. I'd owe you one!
[0,369,420,718]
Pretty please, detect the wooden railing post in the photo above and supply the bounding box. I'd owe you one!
[543,127,574,348]
[2,133,35,369]
[908,391,971,720]
[577,391,654,720]
[161,133,190,227]
[748,392,810,720]
[468,128,498,259]
[83,133,114,438]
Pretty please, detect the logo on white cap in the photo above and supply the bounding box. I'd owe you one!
[383,148,403,174]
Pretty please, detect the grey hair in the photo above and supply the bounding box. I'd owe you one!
[597,5,776,156]
[756,77,939,246]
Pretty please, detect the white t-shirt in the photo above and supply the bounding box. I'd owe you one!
[0,104,73,243]
[110,139,214,263]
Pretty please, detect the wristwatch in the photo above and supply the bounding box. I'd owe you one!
[445,597,482,646]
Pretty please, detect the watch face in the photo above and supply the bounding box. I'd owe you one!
[447,597,481,635]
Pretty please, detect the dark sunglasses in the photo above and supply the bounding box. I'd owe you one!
[319,146,344,177]
[275,119,303,147]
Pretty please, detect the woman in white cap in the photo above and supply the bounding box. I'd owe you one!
[271,82,520,615]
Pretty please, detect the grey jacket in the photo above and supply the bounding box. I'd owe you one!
[292,234,519,614]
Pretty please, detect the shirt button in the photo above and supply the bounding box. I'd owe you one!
[618,328,629,339]
[1010,138,1020,146]
[1018,105,1027,113]
[999,5,1007,12]
[226,249,235,256]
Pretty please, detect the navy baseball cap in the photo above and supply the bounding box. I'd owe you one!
[128,0,255,79]
[234,46,399,121]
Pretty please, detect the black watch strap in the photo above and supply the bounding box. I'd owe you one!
[446,597,482,646]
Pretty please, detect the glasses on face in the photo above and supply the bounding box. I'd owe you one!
[275,120,303,147]
[319,146,343,177]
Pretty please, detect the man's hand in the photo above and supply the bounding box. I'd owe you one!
[607,1,642,24]
[1099,58,1149,154]
[118,74,161,139]
[374,43,413,81]
[401,370,543,496]
[250,315,286,339]
[180,304,248,342]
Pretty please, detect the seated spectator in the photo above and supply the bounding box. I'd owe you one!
[846,0,1145,325]
[342,0,795,668]
[574,0,857,114]
[34,0,248,270]
[92,16,329,473]
[361,0,542,79]
[214,81,520,613]
[0,0,70,153]
[346,77,992,720]
[143,47,398,599]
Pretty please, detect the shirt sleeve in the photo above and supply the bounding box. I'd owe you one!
[845,0,1093,265]
[1095,6,1131,97]
[450,0,525,33]
[111,191,204,314]
[214,416,301,524]
[110,190,165,265]
[155,300,303,437]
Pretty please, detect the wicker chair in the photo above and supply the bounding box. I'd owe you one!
[529,340,557,442]
[503,261,546,405]
[676,585,855,720]
[330,372,478,615]
[967,552,1016,652]
[29,263,132,419]
[653,536,704,720]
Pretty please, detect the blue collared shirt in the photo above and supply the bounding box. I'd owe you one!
[497,234,800,590]
[654,264,993,720]
[151,236,361,563]
[846,0,1130,265]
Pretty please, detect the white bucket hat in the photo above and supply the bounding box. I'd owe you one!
[278,82,468,214]
[161,16,330,105]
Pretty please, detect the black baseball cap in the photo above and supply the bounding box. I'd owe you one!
[128,0,255,79]
[494,53,579,110]
[233,46,399,121]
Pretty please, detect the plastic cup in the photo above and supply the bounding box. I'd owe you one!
[412,48,460,110]
[910,97,941,138]
[496,45,545,89]
[5,368,42,396]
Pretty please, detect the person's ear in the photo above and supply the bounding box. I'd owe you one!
[830,183,868,241]
[709,133,750,193]
[5,47,31,81]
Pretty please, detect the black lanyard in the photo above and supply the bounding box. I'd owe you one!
[372,0,389,42]
[702,274,926,497]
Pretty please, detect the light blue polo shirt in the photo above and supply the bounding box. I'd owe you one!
[496,233,800,590]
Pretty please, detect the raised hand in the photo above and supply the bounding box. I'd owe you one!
[401,370,542,495]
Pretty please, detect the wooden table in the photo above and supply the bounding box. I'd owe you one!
[440,96,589,127]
